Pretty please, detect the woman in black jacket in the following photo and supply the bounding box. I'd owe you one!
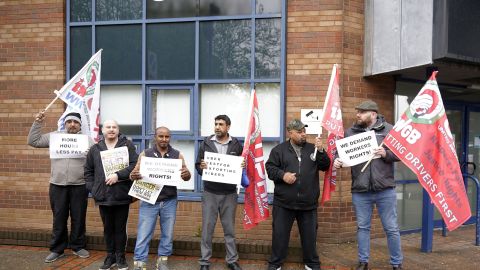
[85,120,138,270]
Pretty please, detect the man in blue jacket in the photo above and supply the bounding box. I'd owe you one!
[265,119,330,270]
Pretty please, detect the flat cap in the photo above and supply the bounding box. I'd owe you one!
[355,100,379,112]
[287,119,308,131]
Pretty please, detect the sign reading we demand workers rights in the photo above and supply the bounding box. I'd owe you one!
[384,72,470,231]
[335,130,379,167]
[139,156,182,186]
[202,152,243,185]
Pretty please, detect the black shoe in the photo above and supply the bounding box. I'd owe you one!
[200,265,210,270]
[392,264,403,270]
[355,262,369,270]
[227,262,242,270]
[99,254,116,270]
[116,253,128,270]
[267,265,281,270]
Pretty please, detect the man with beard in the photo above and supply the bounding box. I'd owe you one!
[85,119,138,270]
[27,111,93,263]
[130,126,191,270]
[196,115,243,270]
[333,100,403,270]
[265,119,330,270]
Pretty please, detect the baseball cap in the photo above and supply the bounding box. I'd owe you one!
[286,119,308,131]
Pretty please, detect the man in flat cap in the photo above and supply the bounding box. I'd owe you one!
[333,100,404,270]
[28,110,94,263]
[265,119,330,270]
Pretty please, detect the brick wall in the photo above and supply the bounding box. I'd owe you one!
[0,0,397,251]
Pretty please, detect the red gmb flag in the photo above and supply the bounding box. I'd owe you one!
[383,71,471,231]
[320,64,344,204]
[242,89,270,230]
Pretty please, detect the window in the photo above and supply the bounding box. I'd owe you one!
[67,0,284,198]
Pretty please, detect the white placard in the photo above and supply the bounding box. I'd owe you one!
[301,109,323,135]
[100,146,129,177]
[128,180,162,204]
[202,152,243,185]
[336,130,379,167]
[49,133,89,159]
[139,157,183,186]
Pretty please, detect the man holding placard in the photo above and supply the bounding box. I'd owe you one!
[27,111,93,263]
[85,120,138,270]
[265,119,330,270]
[195,115,243,270]
[333,100,403,270]
[129,127,191,270]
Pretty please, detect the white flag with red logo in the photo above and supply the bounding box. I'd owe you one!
[57,50,102,142]
[383,72,470,231]
[320,64,344,204]
[242,89,270,229]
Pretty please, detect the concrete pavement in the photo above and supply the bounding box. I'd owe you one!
[0,225,479,270]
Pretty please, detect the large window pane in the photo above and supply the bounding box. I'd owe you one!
[200,84,251,137]
[200,0,251,16]
[70,27,92,78]
[255,83,280,137]
[256,0,281,14]
[96,0,142,21]
[70,0,92,22]
[100,85,142,135]
[151,89,191,133]
[146,0,197,19]
[96,25,142,81]
[255,19,281,79]
[147,23,195,80]
[396,183,422,230]
[200,20,251,79]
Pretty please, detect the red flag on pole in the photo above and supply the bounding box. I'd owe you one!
[383,72,471,231]
[320,64,344,204]
[242,89,270,229]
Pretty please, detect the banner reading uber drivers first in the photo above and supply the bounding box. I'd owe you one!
[384,72,471,231]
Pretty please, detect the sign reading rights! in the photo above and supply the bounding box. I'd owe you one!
[139,157,182,186]
[335,130,379,167]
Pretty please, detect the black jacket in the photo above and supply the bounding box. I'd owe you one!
[85,135,138,205]
[265,140,330,210]
[346,115,399,193]
[195,134,243,195]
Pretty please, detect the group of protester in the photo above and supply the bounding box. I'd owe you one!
[27,100,404,270]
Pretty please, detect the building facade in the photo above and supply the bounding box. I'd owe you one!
[0,0,479,253]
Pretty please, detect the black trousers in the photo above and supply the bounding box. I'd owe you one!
[99,204,130,255]
[49,184,88,253]
[268,204,320,269]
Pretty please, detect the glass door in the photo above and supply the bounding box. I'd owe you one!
[466,108,480,217]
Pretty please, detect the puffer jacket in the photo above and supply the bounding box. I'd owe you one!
[265,140,330,210]
[346,115,400,193]
[85,134,138,205]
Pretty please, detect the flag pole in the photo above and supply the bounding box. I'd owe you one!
[311,64,337,161]
[360,141,384,172]
[43,90,61,112]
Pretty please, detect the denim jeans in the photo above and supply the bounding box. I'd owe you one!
[352,188,403,266]
[133,198,178,262]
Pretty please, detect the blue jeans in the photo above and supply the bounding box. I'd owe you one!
[133,198,177,262]
[352,188,403,266]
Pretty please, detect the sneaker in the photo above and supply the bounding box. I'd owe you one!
[355,262,369,270]
[156,256,169,270]
[304,265,320,270]
[267,265,281,270]
[392,264,403,270]
[134,260,147,270]
[44,252,65,263]
[99,254,116,270]
[73,248,90,258]
[116,253,128,270]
